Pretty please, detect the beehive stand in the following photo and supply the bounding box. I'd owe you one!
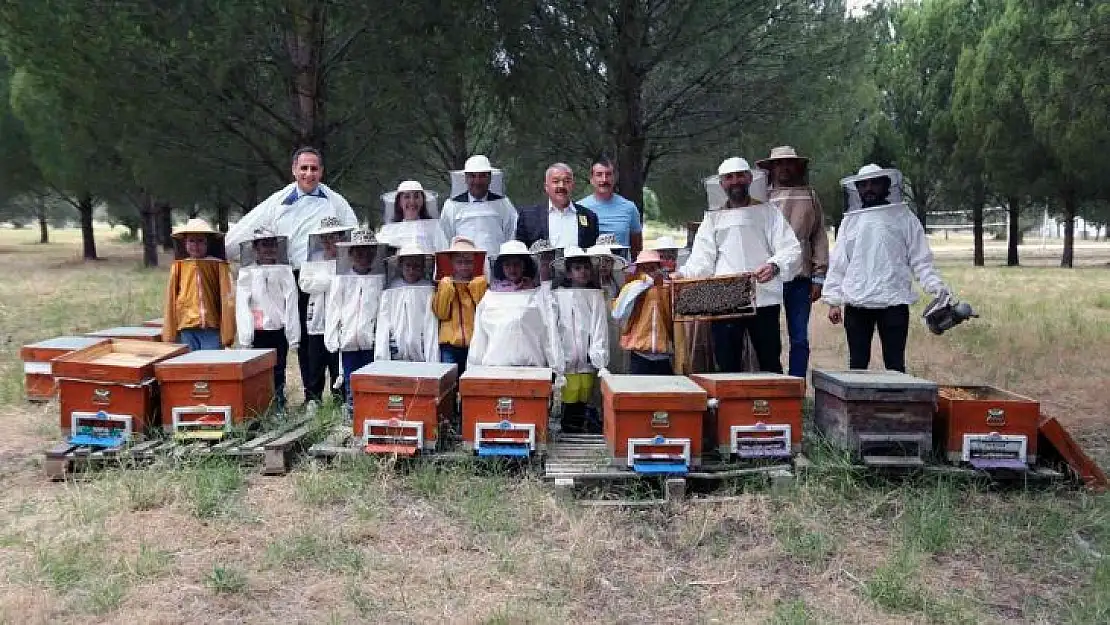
[43,415,316,480]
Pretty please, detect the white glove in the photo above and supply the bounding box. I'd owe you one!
[598,368,611,378]
[554,374,567,393]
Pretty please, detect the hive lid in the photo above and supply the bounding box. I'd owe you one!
[603,374,706,395]
[158,349,274,365]
[812,369,937,402]
[22,336,108,353]
[690,372,805,398]
[88,326,164,339]
[53,339,188,383]
[350,361,459,396]
[155,348,277,382]
[461,366,551,382]
[355,361,459,379]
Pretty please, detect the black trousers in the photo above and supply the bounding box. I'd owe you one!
[711,305,783,373]
[629,353,674,375]
[843,304,909,372]
[295,276,338,402]
[252,329,289,402]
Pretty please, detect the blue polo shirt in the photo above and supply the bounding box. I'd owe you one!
[577,193,642,247]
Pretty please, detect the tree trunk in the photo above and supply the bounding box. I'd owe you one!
[78,193,97,260]
[140,193,159,268]
[38,213,49,244]
[1061,189,1076,268]
[612,0,647,221]
[216,199,230,233]
[157,202,173,251]
[286,1,326,149]
[1006,195,1020,266]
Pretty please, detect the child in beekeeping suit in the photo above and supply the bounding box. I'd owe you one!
[375,244,440,363]
[587,241,630,379]
[298,216,353,403]
[325,228,389,412]
[235,228,300,412]
[613,249,674,375]
[432,236,488,377]
[551,246,609,434]
[468,240,566,387]
[163,218,235,350]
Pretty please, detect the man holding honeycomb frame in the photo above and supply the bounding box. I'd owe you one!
[673,157,802,374]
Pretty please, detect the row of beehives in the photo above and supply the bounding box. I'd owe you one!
[20,322,1091,479]
[21,320,278,446]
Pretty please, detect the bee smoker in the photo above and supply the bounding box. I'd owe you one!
[922,293,977,335]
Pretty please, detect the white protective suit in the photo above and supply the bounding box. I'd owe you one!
[822,203,947,308]
[378,220,449,252]
[467,288,565,373]
[225,183,359,270]
[374,282,439,362]
[236,265,300,347]
[324,272,385,353]
[553,287,609,374]
[680,201,803,307]
[439,188,518,258]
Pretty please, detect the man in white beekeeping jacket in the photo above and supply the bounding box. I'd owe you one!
[467,240,565,381]
[675,157,802,374]
[375,244,440,363]
[235,228,301,413]
[439,155,518,256]
[225,147,359,409]
[822,164,952,373]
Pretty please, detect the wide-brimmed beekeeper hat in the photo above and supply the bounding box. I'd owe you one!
[756,146,809,170]
[840,163,904,211]
[310,215,353,236]
[381,180,440,222]
[172,218,222,239]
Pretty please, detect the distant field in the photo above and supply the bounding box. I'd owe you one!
[1,227,1108,624]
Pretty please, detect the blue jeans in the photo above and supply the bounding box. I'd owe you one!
[782,277,813,378]
[180,328,222,351]
[341,350,375,410]
[439,344,468,377]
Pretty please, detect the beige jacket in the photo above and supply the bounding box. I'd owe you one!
[770,187,829,280]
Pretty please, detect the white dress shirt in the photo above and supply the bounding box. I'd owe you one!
[548,201,579,249]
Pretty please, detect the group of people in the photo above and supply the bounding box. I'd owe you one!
[161,145,953,433]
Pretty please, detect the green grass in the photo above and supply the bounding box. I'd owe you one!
[265,528,366,573]
[204,565,248,595]
[179,459,246,519]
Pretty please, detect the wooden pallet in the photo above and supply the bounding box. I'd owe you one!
[43,416,316,480]
[543,434,802,505]
[307,425,473,464]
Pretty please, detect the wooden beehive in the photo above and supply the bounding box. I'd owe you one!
[53,339,188,444]
[812,369,937,467]
[690,373,805,458]
[20,336,109,401]
[671,273,756,322]
[87,326,165,342]
[460,366,551,457]
[351,361,458,455]
[155,349,276,440]
[936,385,1040,468]
[602,375,707,472]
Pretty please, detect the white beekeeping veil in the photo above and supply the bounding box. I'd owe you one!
[449,155,506,198]
[840,164,905,212]
[703,156,769,210]
[381,180,440,224]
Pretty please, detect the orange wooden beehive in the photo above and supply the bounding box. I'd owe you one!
[20,336,109,401]
[142,318,164,328]
[602,374,707,473]
[690,373,805,459]
[52,339,188,446]
[87,326,165,342]
[460,366,551,457]
[155,349,276,440]
[936,385,1040,469]
[351,361,458,455]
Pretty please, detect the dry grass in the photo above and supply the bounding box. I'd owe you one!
[0,226,1109,624]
